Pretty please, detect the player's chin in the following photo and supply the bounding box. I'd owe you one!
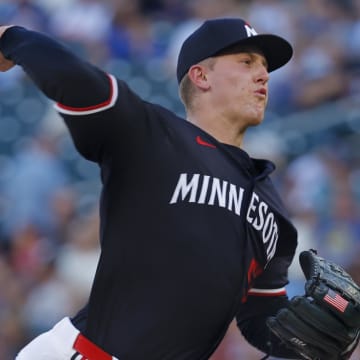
[249,100,266,115]
[248,111,265,126]
[248,118,264,128]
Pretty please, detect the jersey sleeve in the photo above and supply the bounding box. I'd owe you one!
[247,254,293,298]
[235,254,300,358]
[0,27,109,108]
[0,26,152,163]
[57,78,150,164]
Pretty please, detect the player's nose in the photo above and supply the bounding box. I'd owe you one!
[255,64,269,84]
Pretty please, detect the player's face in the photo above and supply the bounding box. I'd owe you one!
[207,49,269,128]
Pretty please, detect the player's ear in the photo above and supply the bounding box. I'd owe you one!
[188,64,210,90]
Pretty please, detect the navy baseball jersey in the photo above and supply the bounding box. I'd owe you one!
[0,28,297,359]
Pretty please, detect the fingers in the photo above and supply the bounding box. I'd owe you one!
[0,52,15,71]
[0,25,15,71]
[0,25,14,38]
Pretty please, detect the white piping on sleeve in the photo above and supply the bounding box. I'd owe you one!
[247,287,287,296]
[54,74,118,116]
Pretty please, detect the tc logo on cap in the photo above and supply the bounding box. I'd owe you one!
[245,24,258,37]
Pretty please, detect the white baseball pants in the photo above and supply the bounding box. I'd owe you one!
[16,317,118,360]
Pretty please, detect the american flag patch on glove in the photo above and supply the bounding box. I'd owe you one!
[324,289,349,313]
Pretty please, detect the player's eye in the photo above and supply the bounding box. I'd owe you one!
[240,57,252,65]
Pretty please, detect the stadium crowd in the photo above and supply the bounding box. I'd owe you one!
[0,0,359,358]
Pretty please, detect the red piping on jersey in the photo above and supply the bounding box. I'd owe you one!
[56,74,114,112]
[73,333,113,360]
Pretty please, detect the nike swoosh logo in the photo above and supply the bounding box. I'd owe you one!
[196,136,216,148]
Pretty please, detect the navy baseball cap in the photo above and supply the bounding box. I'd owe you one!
[176,18,293,83]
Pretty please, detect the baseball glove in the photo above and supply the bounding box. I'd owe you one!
[266,249,360,360]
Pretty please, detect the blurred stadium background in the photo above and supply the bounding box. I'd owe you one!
[0,0,359,358]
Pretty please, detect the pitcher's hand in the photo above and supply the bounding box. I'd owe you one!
[0,25,15,71]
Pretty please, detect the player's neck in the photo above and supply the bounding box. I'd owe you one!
[187,111,246,148]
